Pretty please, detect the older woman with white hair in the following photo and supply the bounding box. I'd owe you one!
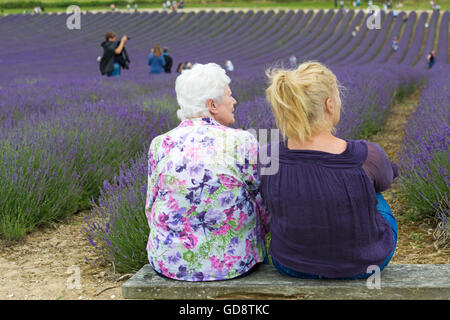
[145,63,269,281]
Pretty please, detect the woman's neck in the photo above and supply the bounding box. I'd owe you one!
[287,131,347,154]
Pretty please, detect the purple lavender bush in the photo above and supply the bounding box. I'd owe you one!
[399,65,450,242]
[0,79,177,240]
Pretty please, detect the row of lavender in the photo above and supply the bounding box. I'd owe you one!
[0,9,448,83]
[399,64,450,245]
[0,78,178,239]
[398,12,449,245]
[82,65,424,272]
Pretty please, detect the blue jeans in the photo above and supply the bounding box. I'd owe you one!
[272,192,398,280]
[107,63,121,77]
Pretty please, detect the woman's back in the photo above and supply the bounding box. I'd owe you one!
[148,53,165,74]
[260,139,397,278]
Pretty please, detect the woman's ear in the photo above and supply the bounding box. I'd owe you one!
[206,99,218,115]
[325,98,333,115]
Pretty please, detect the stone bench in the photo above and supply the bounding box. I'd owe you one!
[122,264,450,300]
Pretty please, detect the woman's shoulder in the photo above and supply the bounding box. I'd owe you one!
[222,126,258,144]
[358,140,387,157]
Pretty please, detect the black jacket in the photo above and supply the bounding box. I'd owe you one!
[99,41,130,75]
[163,54,173,73]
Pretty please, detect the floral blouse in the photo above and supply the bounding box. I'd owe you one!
[145,117,269,281]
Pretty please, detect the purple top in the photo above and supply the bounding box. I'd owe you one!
[260,139,399,278]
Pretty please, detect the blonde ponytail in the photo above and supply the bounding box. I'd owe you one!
[266,61,340,143]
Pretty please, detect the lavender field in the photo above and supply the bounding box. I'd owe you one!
[0,9,448,271]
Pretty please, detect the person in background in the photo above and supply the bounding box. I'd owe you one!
[356,0,361,6]
[110,4,115,11]
[148,45,166,74]
[179,0,185,8]
[162,47,173,73]
[184,61,193,70]
[351,25,360,37]
[225,60,234,72]
[126,3,131,12]
[289,55,297,69]
[145,63,268,281]
[134,3,138,12]
[427,51,435,69]
[100,32,129,77]
[340,0,344,9]
[392,37,399,52]
[177,62,185,73]
[262,61,398,280]
[162,2,167,11]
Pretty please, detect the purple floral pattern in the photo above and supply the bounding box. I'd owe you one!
[145,117,268,281]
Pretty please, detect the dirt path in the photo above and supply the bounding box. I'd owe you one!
[0,89,448,300]
[0,212,125,300]
[369,89,449,264]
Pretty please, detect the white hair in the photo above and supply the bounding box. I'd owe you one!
[175,63,231,120]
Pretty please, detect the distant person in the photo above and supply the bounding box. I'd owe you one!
[40,5,45,12]
[340,0,344,9]
[148,45,166,74]
[110,4,115,11]
[100,32,130,77]
[184,62,193,70]
[162,47,173,73]
[134,3,138,12]
[179,0,185,8]
[427,51,435,69]
[402,15,408,23]
[352,25,360,37]
[176,62,185,73]
[392,37,399,52]
[162,2,167,11]
[356,0,361,6]
[126,4,131,12]
[225,60,234,72]
[289,55,297,69]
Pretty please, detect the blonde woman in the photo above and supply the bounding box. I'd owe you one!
[148,45,166,74]
[261,61,398,279]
